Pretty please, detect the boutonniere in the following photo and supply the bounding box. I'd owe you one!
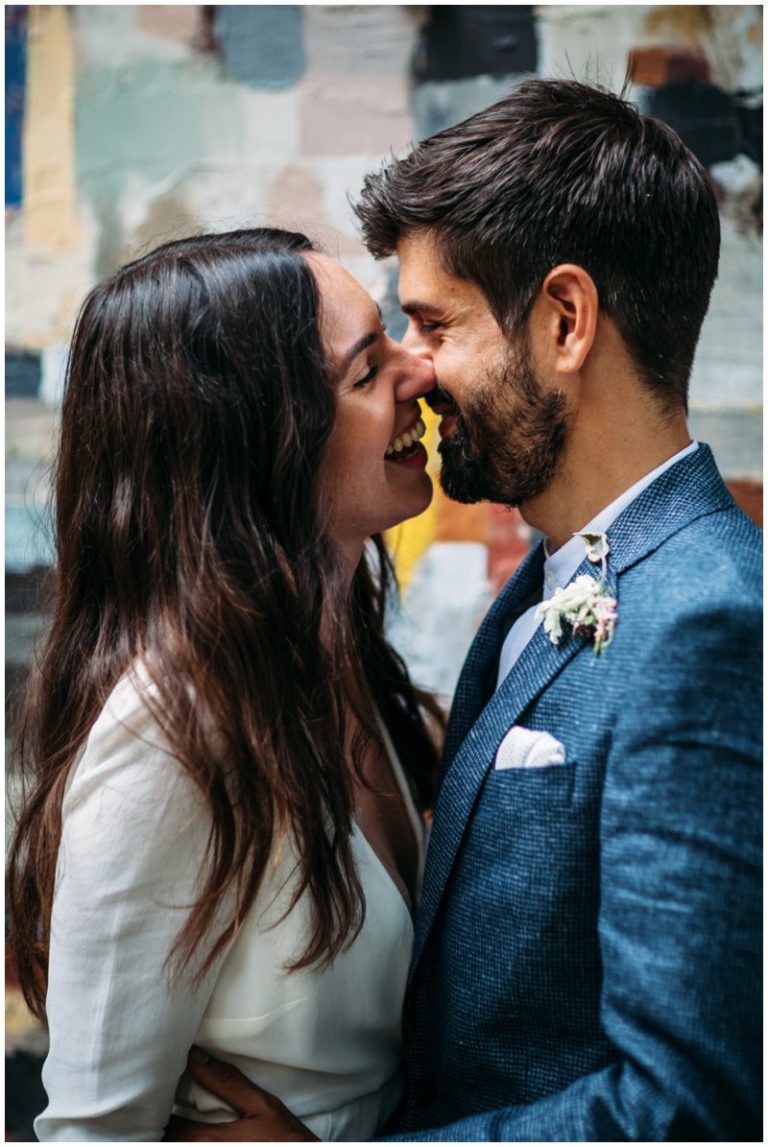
[535,532,618,656]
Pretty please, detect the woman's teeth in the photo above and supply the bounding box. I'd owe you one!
[385,417,427,459]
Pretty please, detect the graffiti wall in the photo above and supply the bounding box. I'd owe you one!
[6,5,763,703]
[5,3,763,686]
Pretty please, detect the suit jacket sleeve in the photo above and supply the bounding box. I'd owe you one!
[382,592,762,1142]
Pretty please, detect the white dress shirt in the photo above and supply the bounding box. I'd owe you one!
[495,442,699,689]
[36,669,425,1142]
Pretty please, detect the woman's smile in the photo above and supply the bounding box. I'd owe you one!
[309,252,434,557]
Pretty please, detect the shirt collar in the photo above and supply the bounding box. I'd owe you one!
[542,441,699,596]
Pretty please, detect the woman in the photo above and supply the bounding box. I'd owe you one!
[7,228,443,1141]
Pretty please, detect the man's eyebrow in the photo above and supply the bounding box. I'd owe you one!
[340,305,383,372]
[401,300,442,317]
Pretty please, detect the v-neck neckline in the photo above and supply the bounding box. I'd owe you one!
[353,713,426,919]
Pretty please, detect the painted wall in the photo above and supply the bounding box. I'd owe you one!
[5,4,763,705]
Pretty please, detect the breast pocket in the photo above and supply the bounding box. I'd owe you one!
[490,725,576,808]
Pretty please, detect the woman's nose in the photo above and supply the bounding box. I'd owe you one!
[395,350,435,404]
[400,323,432,361]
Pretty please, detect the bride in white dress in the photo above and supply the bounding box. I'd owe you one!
[7,229,443,1141]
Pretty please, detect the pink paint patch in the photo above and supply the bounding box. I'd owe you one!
[136,5,200,47]
[487,504,531,595]
[300,76,411,156]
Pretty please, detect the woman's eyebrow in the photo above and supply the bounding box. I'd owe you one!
[340,305,384,371]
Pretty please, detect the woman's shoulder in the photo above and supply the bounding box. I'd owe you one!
[63,664,203,829]
[87,661,164,741]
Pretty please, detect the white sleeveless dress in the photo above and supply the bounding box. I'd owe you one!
[35,670,425,1142]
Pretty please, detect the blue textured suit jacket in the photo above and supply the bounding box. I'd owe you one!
[389,444,762,1141]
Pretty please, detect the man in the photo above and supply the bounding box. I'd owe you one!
[172,80,762,1140]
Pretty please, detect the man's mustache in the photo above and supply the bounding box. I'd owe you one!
[425,385,459,414]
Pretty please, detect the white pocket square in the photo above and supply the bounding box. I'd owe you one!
[494,726,567,770]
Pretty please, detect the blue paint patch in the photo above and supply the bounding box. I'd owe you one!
[6,350,41,397]
[5,503,56,574]
[214,5,305,91]
[5,6,27,208]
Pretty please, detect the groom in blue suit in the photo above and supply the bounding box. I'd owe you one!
[355,79,762,1142]
[176,81,761,1140]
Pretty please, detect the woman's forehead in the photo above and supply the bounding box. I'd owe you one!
[305,253,380,362]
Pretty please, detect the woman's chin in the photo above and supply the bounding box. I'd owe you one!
[384,475,434,531]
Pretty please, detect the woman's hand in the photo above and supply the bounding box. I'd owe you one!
[164,1049,319,1142]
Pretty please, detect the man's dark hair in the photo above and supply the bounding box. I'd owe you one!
[355,79,721,412]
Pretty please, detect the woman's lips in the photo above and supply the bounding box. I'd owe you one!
[385,441,428,470]
[387,442,430,470]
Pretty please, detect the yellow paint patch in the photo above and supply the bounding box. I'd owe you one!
[24,6,80,251]
[436,492,490,544]
[644,5,708,42]
[385,403,440,589]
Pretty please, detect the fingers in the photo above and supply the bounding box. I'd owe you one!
[164,1113,216,1141]
[165,1112,262,1142]
[185,1047,266,1119]
[181,1047,319,1140]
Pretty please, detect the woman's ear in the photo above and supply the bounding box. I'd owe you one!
[531,264,599,377]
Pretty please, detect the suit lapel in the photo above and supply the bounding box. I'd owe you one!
[410,552,594,980]
[410,444,734,983]
[441,542,545,768]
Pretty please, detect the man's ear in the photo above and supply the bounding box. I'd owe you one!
[531,264,598,377]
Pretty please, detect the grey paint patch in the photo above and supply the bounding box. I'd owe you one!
[6,352,41,398]
[689,411,762,479]
[215,6,305,91]
[132,191,201,259]
[412,74,530,139]
[92,191,127,282]
[304,5,417,76]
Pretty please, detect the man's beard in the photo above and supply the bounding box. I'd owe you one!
[437,343,570,507]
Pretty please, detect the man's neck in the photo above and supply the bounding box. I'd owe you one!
[521,414,692,552]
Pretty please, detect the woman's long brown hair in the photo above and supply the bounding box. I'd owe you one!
[7,228,443,1019]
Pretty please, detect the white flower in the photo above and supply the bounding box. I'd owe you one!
[536,534,618,655]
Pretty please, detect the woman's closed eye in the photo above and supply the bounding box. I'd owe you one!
[354,363,379,388]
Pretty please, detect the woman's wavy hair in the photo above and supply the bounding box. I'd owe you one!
[8,228,443,1019]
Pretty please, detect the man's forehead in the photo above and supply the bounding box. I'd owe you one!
[395,229,442,271]
[396,236,491,320]
[396,232,453,303]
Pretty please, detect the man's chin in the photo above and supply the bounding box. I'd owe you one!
[437,445,489,505]
[438,471,483,504]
